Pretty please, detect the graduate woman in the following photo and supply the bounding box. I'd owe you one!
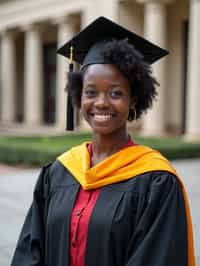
[11,17,195,266]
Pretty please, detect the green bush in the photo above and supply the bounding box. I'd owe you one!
[0,133,200,166]
[0,133,92,166]
[0,145,59,165]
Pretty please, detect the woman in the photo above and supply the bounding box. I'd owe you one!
[11,17,195,266]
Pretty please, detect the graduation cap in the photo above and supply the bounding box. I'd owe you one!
[57,16,168,130]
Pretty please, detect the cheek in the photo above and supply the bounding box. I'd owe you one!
[80,97,91,117]
[114,98,131,113]
[80,92,87,109]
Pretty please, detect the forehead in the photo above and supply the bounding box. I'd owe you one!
[83,64,128,83]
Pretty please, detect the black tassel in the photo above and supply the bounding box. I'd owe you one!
[66,47,74,130]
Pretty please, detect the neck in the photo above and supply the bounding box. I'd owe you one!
[91,128,129,165]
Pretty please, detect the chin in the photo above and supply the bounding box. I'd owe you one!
[92,125,126,136]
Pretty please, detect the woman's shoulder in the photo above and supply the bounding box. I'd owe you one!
[35,160,78,193]
[108,170,180,196]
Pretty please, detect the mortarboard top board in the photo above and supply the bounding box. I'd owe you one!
[57,16,169,66]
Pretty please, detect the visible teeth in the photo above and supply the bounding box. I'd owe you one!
[93,114,112,121]
[94,114,111,117]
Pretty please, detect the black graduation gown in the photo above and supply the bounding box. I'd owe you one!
[11,160,188,266]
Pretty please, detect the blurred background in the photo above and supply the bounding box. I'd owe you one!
[0,0,200,265]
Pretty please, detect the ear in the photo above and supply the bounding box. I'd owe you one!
[130,97,137,108]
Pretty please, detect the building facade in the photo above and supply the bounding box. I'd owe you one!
[0,0,199,139]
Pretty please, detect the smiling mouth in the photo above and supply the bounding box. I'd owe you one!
[91,113,115,122]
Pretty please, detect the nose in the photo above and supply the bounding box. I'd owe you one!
[94,93,109,108]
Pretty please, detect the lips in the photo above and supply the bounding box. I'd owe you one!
[91,113,116,122]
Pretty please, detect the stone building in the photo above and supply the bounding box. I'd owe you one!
[0,0,199,139]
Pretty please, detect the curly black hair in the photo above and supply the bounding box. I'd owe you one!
[67,39,159,121]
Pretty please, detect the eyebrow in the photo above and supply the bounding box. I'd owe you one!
[83,81,122,86]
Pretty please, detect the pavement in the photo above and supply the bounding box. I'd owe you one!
[0,159,199,266]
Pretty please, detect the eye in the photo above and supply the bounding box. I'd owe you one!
[110,89,123,98]
[83,87,96,98]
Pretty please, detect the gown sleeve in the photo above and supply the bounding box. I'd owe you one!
[125,171,188,266]
[11,163,51,266]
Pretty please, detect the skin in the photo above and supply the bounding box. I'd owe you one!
[81,64,135,166]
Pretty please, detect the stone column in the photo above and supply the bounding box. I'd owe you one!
[23,23,43,125]
[141,1,168,135]
[55,16,77,129]
[0,30,17,123]
[185,0,200,139]
[82,0,118,27]
[99,0,118,21]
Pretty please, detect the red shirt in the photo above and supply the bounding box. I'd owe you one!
[69,139,135,266]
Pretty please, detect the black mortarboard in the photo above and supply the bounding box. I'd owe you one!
[57,16,168,130]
